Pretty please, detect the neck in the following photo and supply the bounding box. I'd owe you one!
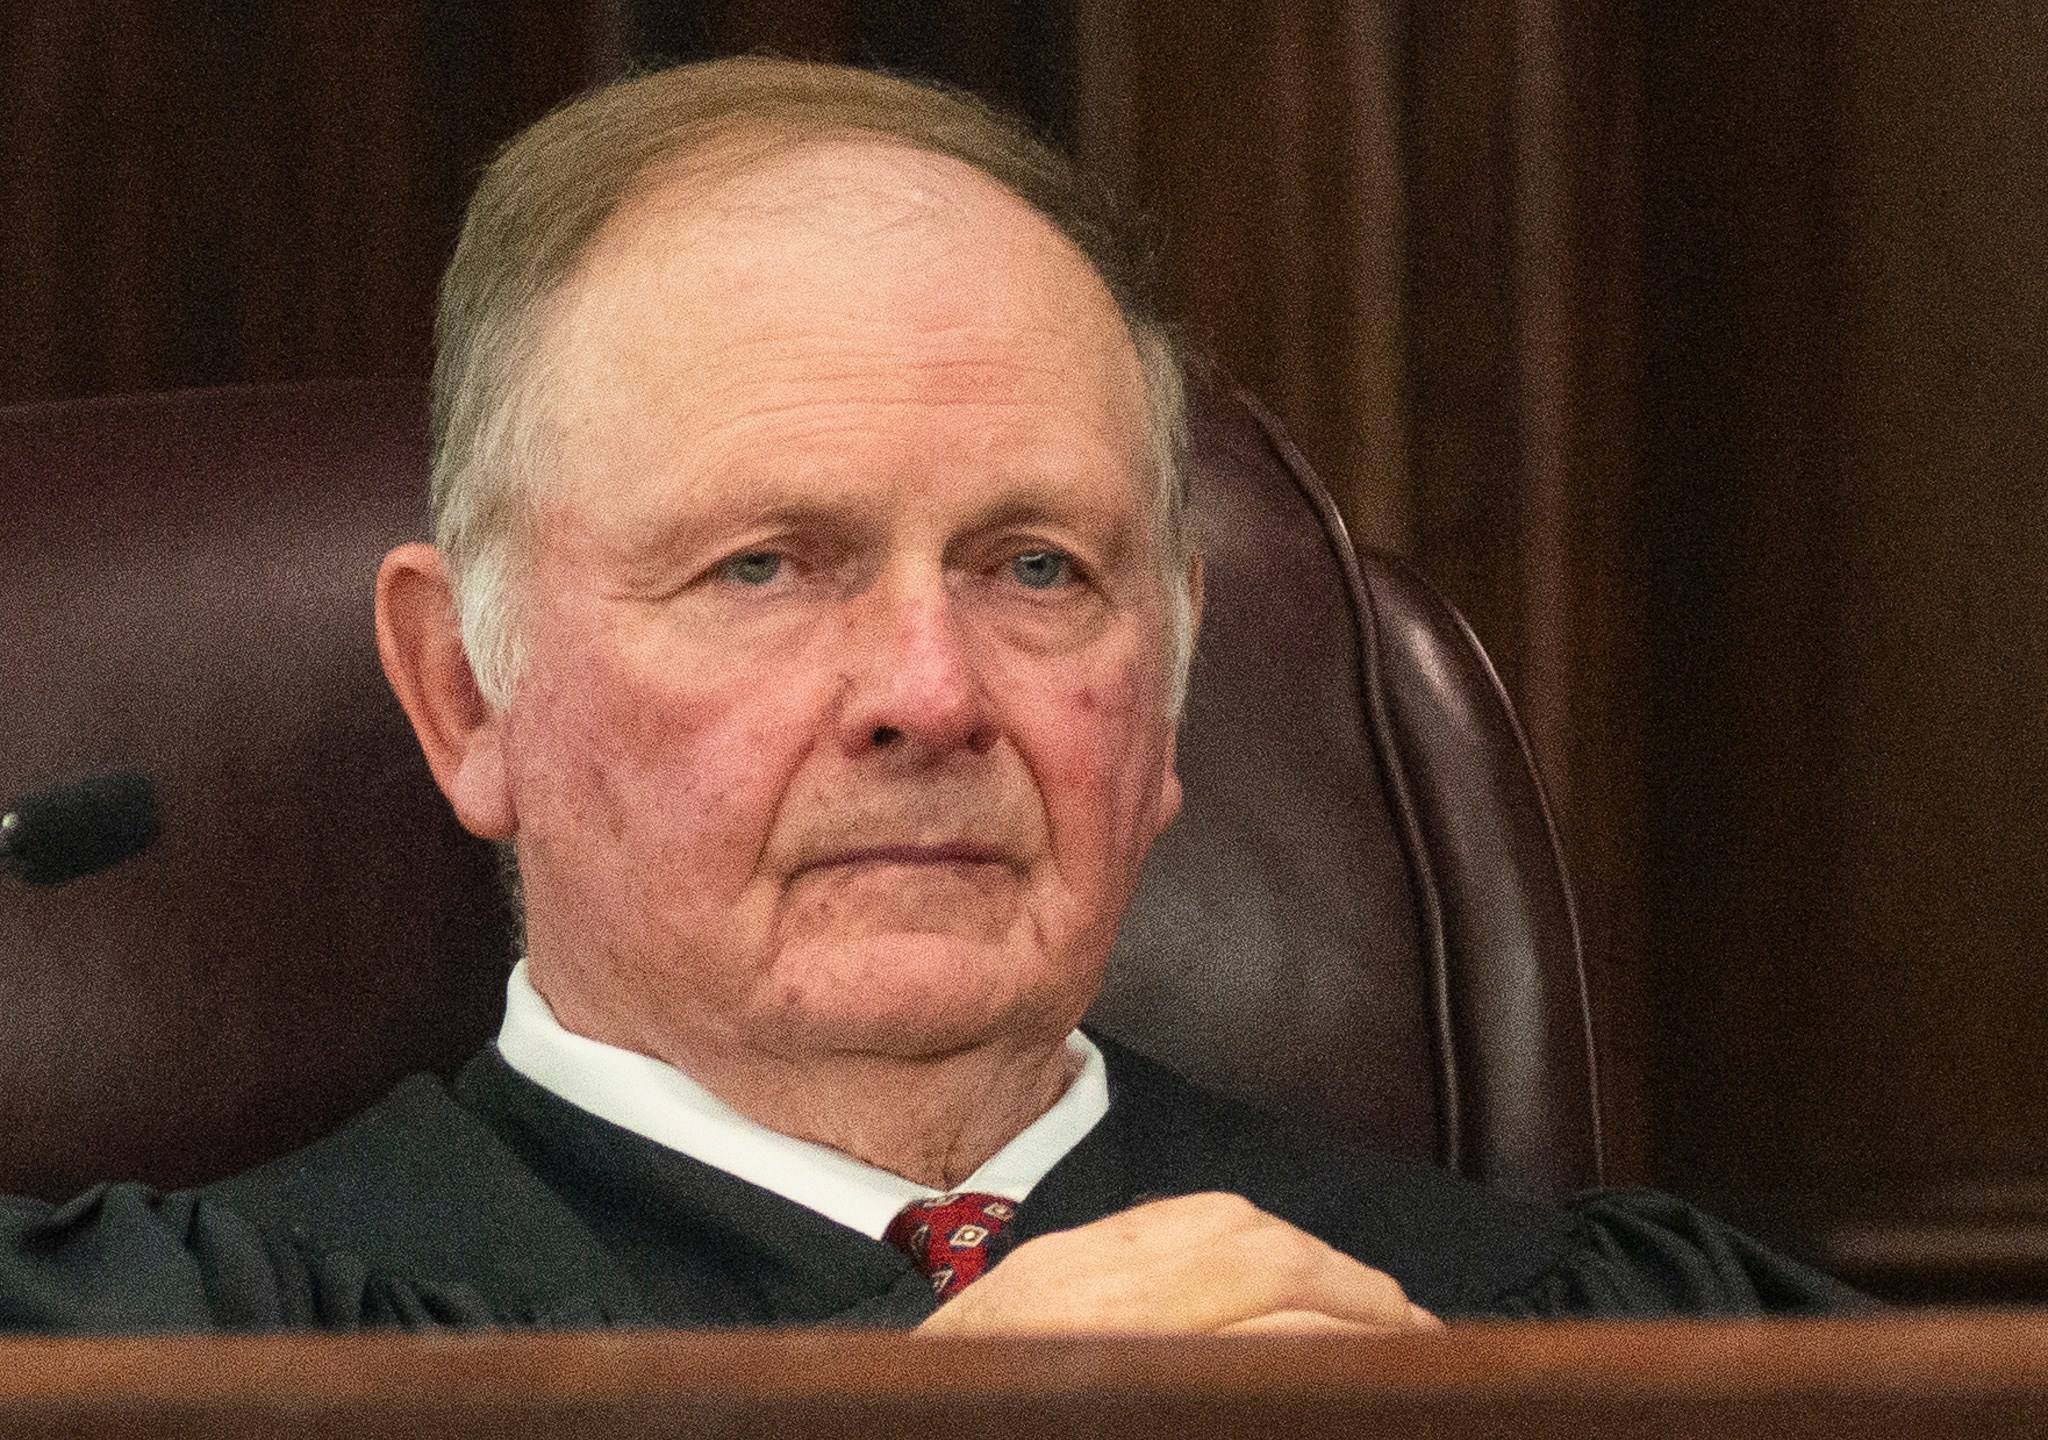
[687,1037,1081,1188]
[534,970,1080,1188]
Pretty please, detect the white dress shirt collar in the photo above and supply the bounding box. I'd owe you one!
[494,959,1109,1240]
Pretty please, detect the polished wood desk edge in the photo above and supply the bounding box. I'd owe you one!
[2,1314,2045,1402]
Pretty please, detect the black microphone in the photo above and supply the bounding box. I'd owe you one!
[0,771,161,885]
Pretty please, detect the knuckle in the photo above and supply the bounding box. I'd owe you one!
[1271,1237,1330,1291]
[1188,1191,1259,1224]
[1346,1260,1411,1315]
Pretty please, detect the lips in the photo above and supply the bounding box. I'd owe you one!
[797,842,1015,874]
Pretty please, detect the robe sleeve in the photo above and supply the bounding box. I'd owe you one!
[1483,1188,1873,1318]
[0,1183,502,1334]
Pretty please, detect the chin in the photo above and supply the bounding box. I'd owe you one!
[752,930,1095,1059]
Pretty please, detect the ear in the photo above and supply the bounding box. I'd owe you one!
[1155,730,1186,834]
[1153,549,1206,832]
[375,543,518,840]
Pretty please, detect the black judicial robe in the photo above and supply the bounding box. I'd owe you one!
[0,1038,1863,1332]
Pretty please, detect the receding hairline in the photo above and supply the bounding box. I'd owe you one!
[559,128,1142,329]
[615,124,1072,233]
[433,60,1165,486]
[495,127,1162,535]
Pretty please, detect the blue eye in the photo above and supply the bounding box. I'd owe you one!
[722,552,783,586]
[1011,549,1070,590]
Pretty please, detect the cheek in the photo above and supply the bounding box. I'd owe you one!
[503,634,818,901]
[1012,649,1172,884]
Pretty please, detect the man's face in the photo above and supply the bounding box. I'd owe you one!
[494,139,1185,1076]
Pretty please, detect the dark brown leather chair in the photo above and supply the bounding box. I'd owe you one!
[0,378,1599,1204]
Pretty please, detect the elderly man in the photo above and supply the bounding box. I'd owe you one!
[1,58,1855,1332]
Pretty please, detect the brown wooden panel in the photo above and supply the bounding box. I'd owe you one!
[1403,0,1649,1181]
[625,2,1078,150]
[2,1321,2047,1438]
[0,1,604,406]
[1641,0,2048,1293]
[1075,0,1408,560]
[1825,0,2048,1217]
[1641,0,1849,1233]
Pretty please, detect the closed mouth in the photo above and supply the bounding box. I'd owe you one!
[803,843,1014,873]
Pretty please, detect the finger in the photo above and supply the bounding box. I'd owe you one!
[1107,1199,1417,1332]
[1217,1309,1413,1336]
[1408,1301,1446,1331]
[1253,1235,1420,1329]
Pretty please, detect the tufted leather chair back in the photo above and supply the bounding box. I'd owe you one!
[0,378,1599,1203]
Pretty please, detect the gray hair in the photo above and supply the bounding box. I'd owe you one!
[431,57,1195,715]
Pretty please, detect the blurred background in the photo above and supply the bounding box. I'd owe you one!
[6,0,2046,1303]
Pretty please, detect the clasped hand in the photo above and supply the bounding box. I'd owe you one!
[915,1192,1444,1336]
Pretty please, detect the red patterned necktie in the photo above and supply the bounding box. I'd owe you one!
[884,1192,1018,1299]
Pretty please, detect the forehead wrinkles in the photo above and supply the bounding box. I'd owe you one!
[506,138,1157,596]
[565,140,1021,315]
[552,138,1126,363]
[539,140,1146,455]
[660,342,1103,445]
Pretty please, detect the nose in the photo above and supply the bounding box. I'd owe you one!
[836,572,997,762]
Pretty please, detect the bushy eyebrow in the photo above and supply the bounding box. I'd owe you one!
[964,491,1141,561]
[701,494,872,536]
[600,491,869,563]
[594,462,1150,582]
[691,469,1137,530]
